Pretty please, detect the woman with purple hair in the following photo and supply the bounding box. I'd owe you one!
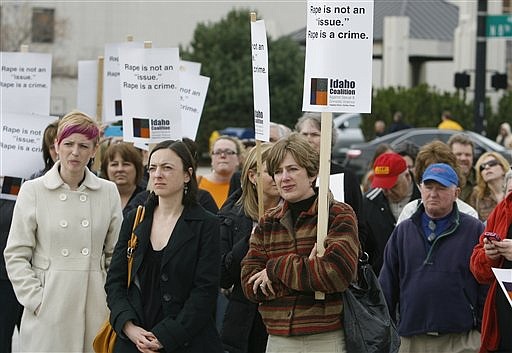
[4,111,123,352]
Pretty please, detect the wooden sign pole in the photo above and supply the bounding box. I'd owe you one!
[93,35,135,173]
[315,111,333,300]
[91,56,104,173]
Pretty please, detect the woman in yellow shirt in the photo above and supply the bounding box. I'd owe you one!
[198,135,243,209]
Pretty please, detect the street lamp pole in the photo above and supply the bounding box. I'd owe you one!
[474,0,487,134]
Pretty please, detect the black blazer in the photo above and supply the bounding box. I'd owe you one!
[105,201,223,353]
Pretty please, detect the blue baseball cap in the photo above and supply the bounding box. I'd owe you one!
[422,163,459,187]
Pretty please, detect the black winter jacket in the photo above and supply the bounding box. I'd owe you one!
[218,190,267,353]
[361,182,421,274]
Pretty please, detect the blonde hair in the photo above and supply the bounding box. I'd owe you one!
[474,151,510,199]
[237,143,274,220]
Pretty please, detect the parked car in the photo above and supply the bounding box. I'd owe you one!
[332,113,366,162]
[340,128,512,182]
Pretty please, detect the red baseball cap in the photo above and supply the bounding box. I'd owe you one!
[371,152,407,189]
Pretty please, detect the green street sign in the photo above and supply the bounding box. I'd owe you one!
[486,15,512,38]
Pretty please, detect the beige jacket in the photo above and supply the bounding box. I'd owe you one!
[4,161,122,352]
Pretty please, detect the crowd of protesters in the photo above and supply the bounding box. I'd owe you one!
[2,109,512,353]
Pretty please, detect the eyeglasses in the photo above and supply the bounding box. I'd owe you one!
[212,149,237,156]
[479,159,500,172]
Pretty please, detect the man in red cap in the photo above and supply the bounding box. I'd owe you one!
[360,152,421,274]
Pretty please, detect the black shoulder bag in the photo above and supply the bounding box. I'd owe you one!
[342,252,400,353]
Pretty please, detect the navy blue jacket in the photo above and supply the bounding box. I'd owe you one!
[379,203,488,337]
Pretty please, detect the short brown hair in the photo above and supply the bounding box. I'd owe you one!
[447,133,474,152]
[101,142,144,185]
[267,132,319,179]
[414,140,465,187]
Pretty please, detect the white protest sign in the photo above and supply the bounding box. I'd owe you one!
[77,60,98,118]
[492,267,512,309]
[302,0,374,113]
[1,112,56,178]
[103,42,144,123]
[251,20,271,142]
[179,72,210,140]
[119,47,181,144]
[179,60,201,75]
[0,52,52,115]
[316,173,345,202]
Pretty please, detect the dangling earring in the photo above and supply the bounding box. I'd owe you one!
[184,183,188,195]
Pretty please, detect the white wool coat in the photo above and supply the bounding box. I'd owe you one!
[4,161,122,352]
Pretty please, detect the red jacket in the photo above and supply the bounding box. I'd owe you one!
[470,192,512,353]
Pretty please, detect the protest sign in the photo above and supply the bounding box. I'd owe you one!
[492,267,512,309]
[103,42,144,123]
[316,173,345,202]
[1,112,56,179]
[119,47,181,144]
[251,19,271,142]
[77,60,98,118]
[180,60,201,75]
[302,0,374,113]
[179,72,210,140]
[1,176,24,201]
[0,52,52,115]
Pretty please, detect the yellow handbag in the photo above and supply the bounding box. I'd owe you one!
[93,206,145,353]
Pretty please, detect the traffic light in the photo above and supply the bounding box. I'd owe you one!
[491,73,507,90]
[454,72,470,89]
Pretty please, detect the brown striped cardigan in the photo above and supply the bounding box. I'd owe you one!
[241,194,360,336]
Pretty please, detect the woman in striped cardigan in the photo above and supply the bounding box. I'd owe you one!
[241,133,360,353]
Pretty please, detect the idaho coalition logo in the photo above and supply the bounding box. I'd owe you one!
[132,118,150,138]
[310,78,328,105]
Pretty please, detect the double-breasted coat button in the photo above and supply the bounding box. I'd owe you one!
[163,293,172,302]
[161,273,169,282]
[61,248,69,256]
[59,220,68,228]
[81,219,89,227]
[79,194,87,202]
[81,248,90,256]
[59,194,67,201]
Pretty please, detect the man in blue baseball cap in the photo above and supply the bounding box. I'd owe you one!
[379,162,487,353]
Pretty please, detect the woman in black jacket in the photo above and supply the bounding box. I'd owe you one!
[219,143,281,353]
[105,139,222,353]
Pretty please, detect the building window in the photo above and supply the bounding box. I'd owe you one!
[505,0,512,13]
[32,8,54,43]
